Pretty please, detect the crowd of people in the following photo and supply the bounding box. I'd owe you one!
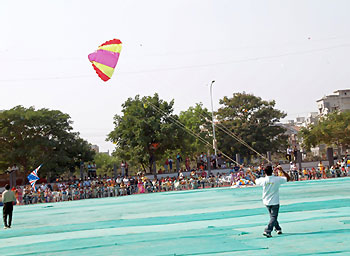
[1,156,350,206]
[3,169,236,205]
[287,158,350,181]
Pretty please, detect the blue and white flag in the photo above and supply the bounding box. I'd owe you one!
[27,165,42,191]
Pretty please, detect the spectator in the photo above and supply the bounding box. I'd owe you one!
[293,146,298,161]
[168,158,173,172]
[9,164,19,188]
[2,184,16,229]
[286,147,292,162]
[185,157,191,171]
[164,159,169,172]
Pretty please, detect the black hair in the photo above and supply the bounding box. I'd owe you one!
[264,166,273,176]
[5,184,10,190]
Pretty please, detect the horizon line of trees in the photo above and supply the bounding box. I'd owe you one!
[1,91,301,178]
[107,92,288,173]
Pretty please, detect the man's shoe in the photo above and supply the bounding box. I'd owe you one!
[7,226,11,229]
[263,232,272,238]
[276,230,282,235]
[4,226,8,229]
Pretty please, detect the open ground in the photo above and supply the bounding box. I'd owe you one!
[1,178,350,255]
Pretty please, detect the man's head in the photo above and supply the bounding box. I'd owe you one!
[264,166,273,176]
[5,184,10,190]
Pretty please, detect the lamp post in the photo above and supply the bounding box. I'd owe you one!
[78,154,84,180]
[209,80,218,168]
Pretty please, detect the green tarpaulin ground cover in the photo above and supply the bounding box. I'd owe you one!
[1,178,350,255]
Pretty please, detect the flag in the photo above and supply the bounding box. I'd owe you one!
[27,165,42,191]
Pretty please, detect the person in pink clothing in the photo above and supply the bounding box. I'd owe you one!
[16,186,23,205]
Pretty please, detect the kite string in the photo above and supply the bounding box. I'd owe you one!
[146,101,239,165]
[198,112,272,163]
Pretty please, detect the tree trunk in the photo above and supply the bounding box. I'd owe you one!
[141,162,147,173]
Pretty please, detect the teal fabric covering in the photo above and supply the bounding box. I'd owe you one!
[1,178,350,255]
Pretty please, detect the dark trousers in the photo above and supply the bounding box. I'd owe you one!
[265,204,281,233]
[286,154,291,162]
[10,171,16,188]
[3,202,13,227]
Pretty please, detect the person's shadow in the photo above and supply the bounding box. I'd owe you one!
[277,229,350,237]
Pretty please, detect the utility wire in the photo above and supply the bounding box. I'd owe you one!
[146,100,239,165]
[1,43,350,82]
[197,111,272,163]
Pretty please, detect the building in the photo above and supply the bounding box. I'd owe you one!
[317,89,350,115]
[295,117,306,127]
[305,112,318,126]
[279,123,301,148]
[280,89,350,157]
[91,145,99,153]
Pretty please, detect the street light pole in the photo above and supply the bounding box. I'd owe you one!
[209,80,218,169]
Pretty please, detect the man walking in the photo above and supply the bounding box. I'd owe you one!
[248,166,290,238]
[2,184,16,229]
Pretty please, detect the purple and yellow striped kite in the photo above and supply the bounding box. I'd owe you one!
[88,39,122,82]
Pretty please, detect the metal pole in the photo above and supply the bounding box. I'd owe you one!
[113,163,117,179]
[210,80,218,169]
[267,151,272,162]
[80,161,84,180]
[207,149,211,175]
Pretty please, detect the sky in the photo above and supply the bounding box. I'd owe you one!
[1,0,350,152]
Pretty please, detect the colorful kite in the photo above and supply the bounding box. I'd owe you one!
[27,165,42,191]
[88,39,122,82]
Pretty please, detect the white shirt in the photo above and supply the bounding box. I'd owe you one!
[2,190,16,203]
[123,178,129,185]
[11,165,19,171]
[255,175,287,206]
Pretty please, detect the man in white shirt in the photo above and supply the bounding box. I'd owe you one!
[248,165,290,238]
[40,183,47,191]
[286,147,292,162]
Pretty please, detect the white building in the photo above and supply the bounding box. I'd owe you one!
[295,117,306,127]
[317,89,350,115]
[305,112,318,126]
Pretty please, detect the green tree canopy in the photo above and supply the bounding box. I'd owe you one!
[0,106,95,179]
[216,92,287,159]
[179,103,212,157]
[94,153,120,176]
[300,111,350,150]
[107,94,184,173]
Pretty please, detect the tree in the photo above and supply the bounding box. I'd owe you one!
[215,92,287,159]
[0,106,95,179]
[94,153,120,176]
[107,94,184,173]
[300,111,350,151]
[179,103,212,157]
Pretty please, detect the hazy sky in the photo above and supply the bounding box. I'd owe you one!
[1,0,350,152]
